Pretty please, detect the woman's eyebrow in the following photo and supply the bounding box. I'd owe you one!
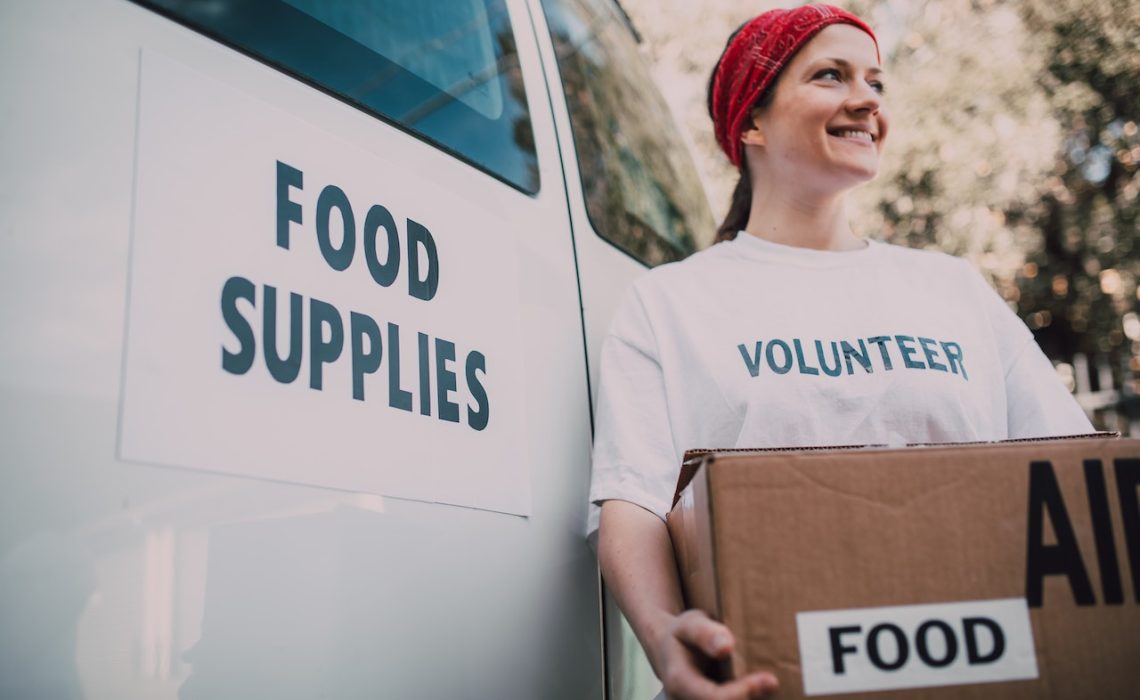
[810,57,883,76]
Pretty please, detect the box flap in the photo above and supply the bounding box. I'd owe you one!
[676,444,871,509]
[666,458,722,623]
[674,433,1118,509]
[672,452,710,511]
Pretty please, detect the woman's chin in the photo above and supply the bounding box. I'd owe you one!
[822,167,879,193]
[842,162,881,187]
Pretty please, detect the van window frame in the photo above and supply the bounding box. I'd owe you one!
[540,0,715,268]
[131,0,542,196]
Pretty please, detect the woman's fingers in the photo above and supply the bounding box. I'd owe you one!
[663,610,780,699]
[672,609,735,658]
[718,672,779,700]
[739,672,780,698]
[667,669,778,700]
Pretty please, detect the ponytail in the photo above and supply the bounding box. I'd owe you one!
[707,21,777,245]
[716,168,752,242]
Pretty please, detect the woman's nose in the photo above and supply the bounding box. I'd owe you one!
[846,81,882,114]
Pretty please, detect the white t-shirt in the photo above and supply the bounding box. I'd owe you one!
[588,234,1092,534]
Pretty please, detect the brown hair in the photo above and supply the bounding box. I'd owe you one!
[705,24,780,242]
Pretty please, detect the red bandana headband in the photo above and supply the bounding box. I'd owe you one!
[711,4,879,167]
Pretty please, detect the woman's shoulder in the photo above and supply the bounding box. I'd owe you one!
[633,240,738,290]
[871,239,978,277]
[872,242,1010,315]
[609,242,738,331]
[872,239,965,264]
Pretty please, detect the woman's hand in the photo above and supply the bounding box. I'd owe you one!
[656,609,778,700]
[597,500,779,699]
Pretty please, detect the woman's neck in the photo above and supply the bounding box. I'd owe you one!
[741,187,864,251]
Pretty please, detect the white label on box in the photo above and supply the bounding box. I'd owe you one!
[796,598,1037,696]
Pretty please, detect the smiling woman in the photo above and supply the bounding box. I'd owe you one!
[587,5,1094,700]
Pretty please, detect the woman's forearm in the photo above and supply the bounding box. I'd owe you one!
[598,499,779,699]
[597,499,686,675]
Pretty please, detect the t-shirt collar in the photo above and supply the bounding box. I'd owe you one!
[728,231,880,267]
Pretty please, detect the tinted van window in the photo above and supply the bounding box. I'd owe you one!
[541,0,714,265]
[138,0,539,193]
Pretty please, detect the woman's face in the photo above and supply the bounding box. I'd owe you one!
[744,23,888,192]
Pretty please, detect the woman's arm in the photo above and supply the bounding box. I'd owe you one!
[598,499,778,700]
[962,259,1093,438]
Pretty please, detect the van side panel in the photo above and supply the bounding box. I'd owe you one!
[0,1,602,697]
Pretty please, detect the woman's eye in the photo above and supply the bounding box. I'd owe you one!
[814,68,842,81]
[870,80,886,94]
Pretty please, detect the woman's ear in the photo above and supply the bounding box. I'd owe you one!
[741,113,766,147]
[741,126,766,147]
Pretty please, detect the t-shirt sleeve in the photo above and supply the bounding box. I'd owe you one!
[588,282,680,529]
[968,262,1094,438]
[1004,340,1094,437]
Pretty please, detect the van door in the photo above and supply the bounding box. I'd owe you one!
[0,0,602,697]
[530,0,718,697]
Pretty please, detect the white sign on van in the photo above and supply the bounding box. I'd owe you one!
[796,598,1038,696]
[119,51,530,515]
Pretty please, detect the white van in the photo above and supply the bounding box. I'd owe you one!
[0,0,714,697]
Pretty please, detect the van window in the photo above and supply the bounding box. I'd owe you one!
[137,0,539,193]
[541,0,714,265]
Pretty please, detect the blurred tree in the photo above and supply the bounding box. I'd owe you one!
[850,0,1060,269]
[1014,0,1139,400]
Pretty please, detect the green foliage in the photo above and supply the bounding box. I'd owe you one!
[1015,0,1139,389]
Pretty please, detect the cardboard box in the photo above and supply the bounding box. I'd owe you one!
[667,435,1140,698]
